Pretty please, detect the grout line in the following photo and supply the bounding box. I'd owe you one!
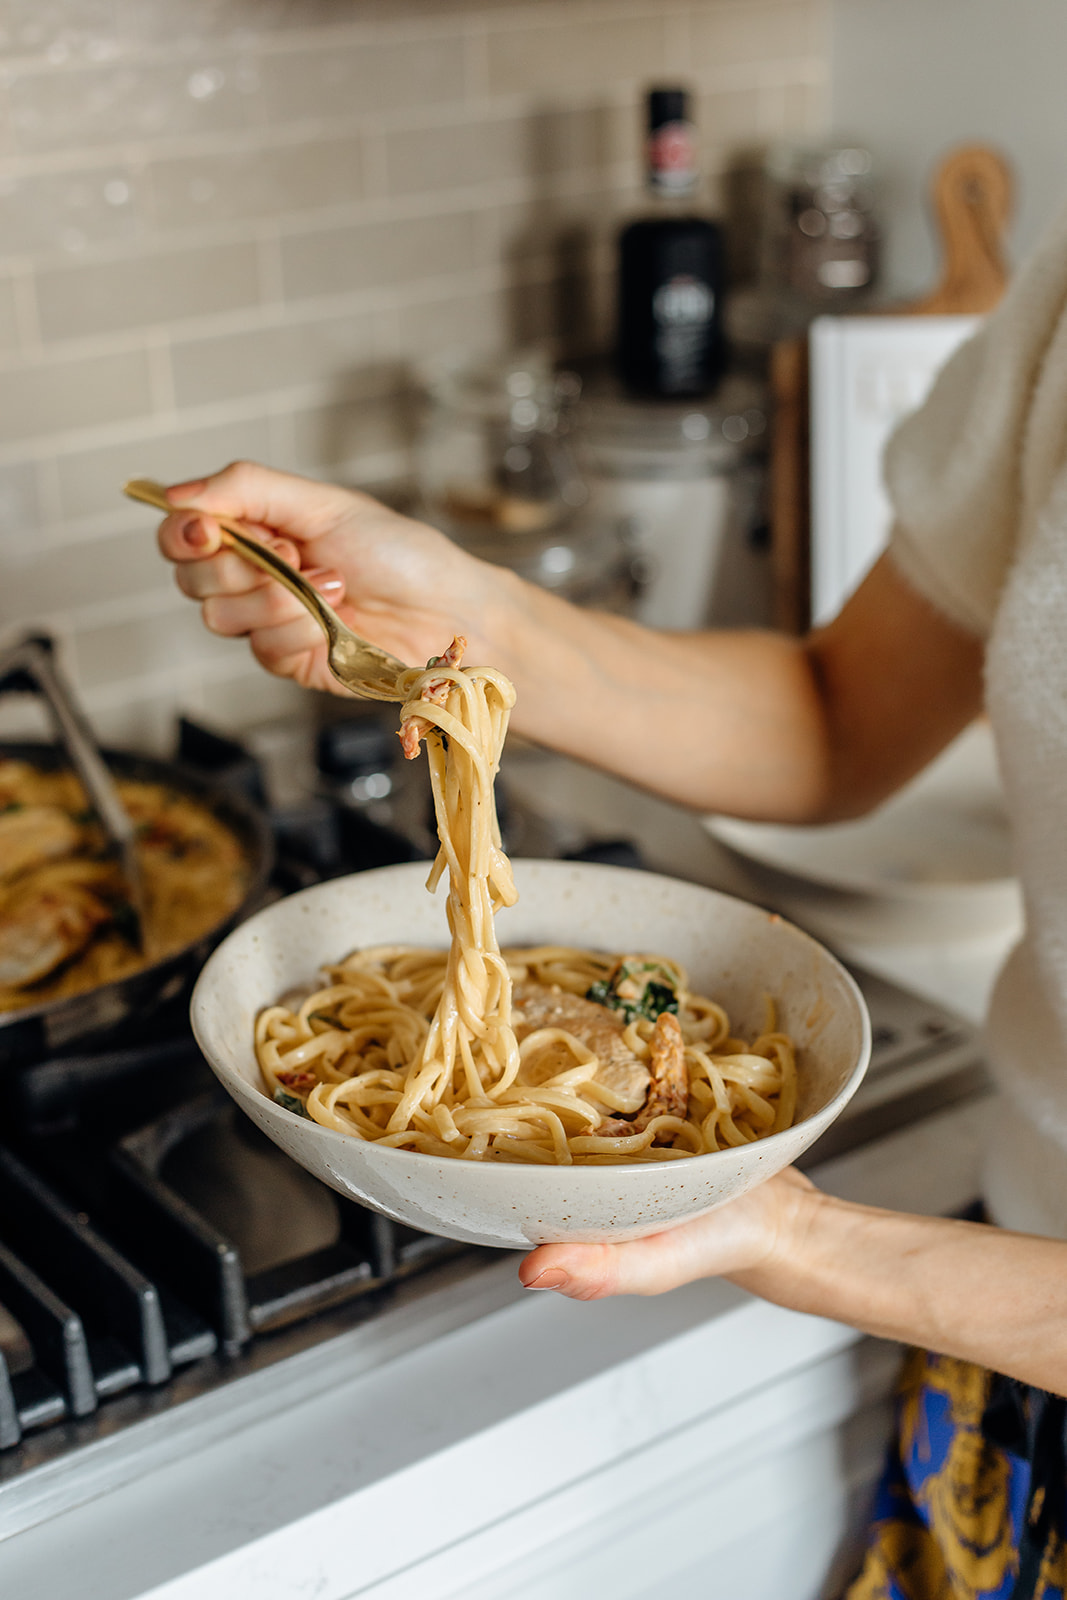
[0,53,817,191]
[1,152,650,289]
[0,174,645,374]
[0,0,694,81]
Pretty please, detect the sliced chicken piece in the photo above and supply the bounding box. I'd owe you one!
[511,981,650,1112]
[0,806,81,885]
[596,1011,689,1138]
[399,636,467,760]
[637,1011,688,1125]
[0,891,105,989]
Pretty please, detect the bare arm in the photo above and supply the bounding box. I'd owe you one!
[157,462,983,824]
[519,1173,1067,1397]
[491,549,984,819]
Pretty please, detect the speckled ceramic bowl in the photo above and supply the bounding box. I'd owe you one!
[191,860,870,1249]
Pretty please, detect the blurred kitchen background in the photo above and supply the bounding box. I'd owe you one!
[0,0,1060,751]
[4,6,1067,1593]
[0,0,817,749]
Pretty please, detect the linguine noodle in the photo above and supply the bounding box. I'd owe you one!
[255,648,798,1165]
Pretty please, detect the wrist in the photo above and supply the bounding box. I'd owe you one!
[726,1173,841,1307]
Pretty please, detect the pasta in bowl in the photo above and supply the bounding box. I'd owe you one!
[191,859,870,1248]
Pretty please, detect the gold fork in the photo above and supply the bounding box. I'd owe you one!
[124,477,408,702]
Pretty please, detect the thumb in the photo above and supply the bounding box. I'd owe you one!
[518,1231,698,1300]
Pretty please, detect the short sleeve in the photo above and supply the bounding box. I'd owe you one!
[884,197,1067,639]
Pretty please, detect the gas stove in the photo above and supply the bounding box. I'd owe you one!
[0,715,991,1516]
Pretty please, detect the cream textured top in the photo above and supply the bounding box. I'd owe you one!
[885,199,1067,1236]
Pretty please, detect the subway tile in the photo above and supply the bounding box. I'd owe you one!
[385,116,527,198]
[80,686,194,758]
[72,601,236,690]
[698,87,764,149]
[486,14,668,97]
[1,525,169,618]
[56,414,274,520]
[0,347,153,442]
[393,283,509,362]
[36,238,262,341]
[280,209,478,302]
[0,91,13,162]
[110,0,288,45]
[258,34,467,126]
[690,0,824,70]
[195,663,308,738]
[385,102,631,201]
[169,309,382,408]
[0,460,44,565]
[0,164,148,263]
[757,77,828,140]
[290,390,413,475]
[527,101,636,176]
[0,0,117,59]
[149,134,363,231]
[0,278,19,351]
[7,55,262,156]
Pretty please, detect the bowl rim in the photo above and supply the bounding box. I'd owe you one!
[191,859,872,1183]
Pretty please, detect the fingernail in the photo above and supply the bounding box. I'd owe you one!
[182,517,211,550]
[524,1268,569,1291]
[305,566,344,595]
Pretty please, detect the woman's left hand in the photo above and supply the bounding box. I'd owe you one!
[518,1167,821,1300]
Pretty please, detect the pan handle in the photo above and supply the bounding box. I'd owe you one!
[0,635,146,951]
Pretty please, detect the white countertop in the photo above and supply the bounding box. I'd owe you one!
[1,1091,996,1600]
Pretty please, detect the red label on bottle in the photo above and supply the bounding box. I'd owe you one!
[647,121,696,191]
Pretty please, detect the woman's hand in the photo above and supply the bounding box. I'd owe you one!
[519,1167,1067,1398]
[518,1167,821,1300]
[156,460,514,696]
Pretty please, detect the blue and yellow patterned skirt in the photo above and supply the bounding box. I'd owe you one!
[846,1349,1067,1600]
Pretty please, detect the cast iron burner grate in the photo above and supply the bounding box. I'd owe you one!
[0,1060,462,1453]
[0,717,653,1458]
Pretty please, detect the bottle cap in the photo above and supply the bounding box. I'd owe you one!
[645,86,696,196]
[648,88,689,131]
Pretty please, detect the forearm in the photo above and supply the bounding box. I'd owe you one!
[737,1192,1067,1394]
[488,570,832,821]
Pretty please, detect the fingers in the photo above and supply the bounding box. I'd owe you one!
[167,460,359,544]
[517,1174,808,1302]
[201,568,345,639]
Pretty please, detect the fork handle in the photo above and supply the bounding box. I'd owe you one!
[123,477,344,648]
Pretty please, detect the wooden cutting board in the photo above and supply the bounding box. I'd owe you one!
[901,143,1013,315]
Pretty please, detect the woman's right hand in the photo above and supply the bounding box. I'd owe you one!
[156,460,515,696]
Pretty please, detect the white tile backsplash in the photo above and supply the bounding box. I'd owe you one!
[0,0,829,748]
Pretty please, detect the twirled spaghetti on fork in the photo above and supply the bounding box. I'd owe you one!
[255,642,797,1164]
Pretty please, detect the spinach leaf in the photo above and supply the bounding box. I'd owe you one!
[586,959,679,1023]
[273,1088,310,1118]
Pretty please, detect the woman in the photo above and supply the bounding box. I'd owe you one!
[156,206,1067,1598]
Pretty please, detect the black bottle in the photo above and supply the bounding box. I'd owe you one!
[616,88,726,398]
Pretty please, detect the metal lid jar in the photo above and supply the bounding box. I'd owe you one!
[414,350,636,610]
